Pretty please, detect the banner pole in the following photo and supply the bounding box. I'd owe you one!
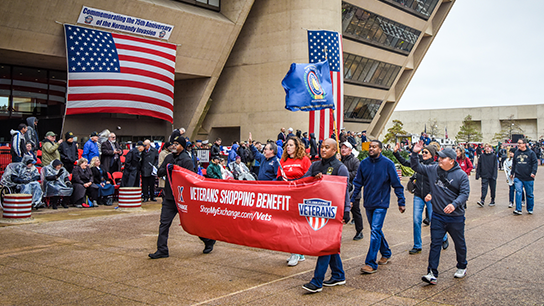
[332,108,340,158]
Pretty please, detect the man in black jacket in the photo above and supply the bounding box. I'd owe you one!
[210,138,221,158]
[340,142,363,240]
[59,132,78,173]
[141,139,158,202]
[512,138,538,215]
[100,133,123,174]
[149,134,216,259]
[121,142,144,187]
[476,143,498,207]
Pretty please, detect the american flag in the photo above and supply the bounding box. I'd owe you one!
[308,30,343,141]
[64,24,176,122]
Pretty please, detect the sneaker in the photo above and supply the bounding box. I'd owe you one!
[287,254,300,266]
[361,265,377,274]
[508,202,513,208]
[323,278,346,287]
[422,272,437,285]
[489,202,495,207]
[353,232,364,241]
[522,201,526,207]
[298,255,305,262]
[513,210,522,215]
[454,268,467,278]
[302,282,322,293]
[408,248,422,255]
[442,239,449,250]
[378,257,389,265]
[528,211,533,215]
[477,201,484,207]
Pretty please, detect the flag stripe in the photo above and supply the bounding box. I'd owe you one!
[111,33,177,52]
[68,72,173,92]
[118,54,175,74]
[117,49,175,68]
[120,67,174,86]
[68,86,172,108]
[68,79,174,99]
[66,106,172,122]
[114,43,176,62]
[67,100,172,117]
[68,93,173,110]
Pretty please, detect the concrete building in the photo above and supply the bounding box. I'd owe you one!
[0,0,455,145]
[383,104,544,144]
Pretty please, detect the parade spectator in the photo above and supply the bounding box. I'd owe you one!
[100,133,123,174]
[41,131,63,167]
[24,143,37,162]
[59,132,78,173]
[237,142,250,165]
[3,155,43,208]
[394,143,448,255]
[157,142,172,192]
[228,142,239,164]
[10,123,27,162]
[476,144,498,207]
[43,159,72,209]
[287,127,295,139]
[121,141,145,187]
[361,131,367,143]
[149,134,215,259]
[456,146,473,176]
[229,156,255,181]
[278,136,311,267]
[24,117,39,152]
[90,157,114,206]
[498,145,507,170]
[351,140,405,274]
[206,155,223,179]
[309,133,319,160]
[275,140,284,158]
[301,138,350,293]
[340,142,363,241]
[82,131,100,162]
[411,142,470,285]
[210,138,221,158]
[251,141,262,174]
[219,158,234,179]
[71,158,99,208]
[141,139,158,202]
[503,149,516,208]
[347,131,357,148]
[277,127,286,142]
[248,133,280,181]
[512,138,538,215]
[302,132,310,149]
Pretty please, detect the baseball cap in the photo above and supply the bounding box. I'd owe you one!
[65,131,74,139]
[45,131,56,137]
[90,131,99,137]
[437,148,456,160]
[341,141,353,149]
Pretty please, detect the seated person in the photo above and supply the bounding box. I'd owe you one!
[4,155,43,209]
[220,158,234,180]
[90,157,115,206]
[43,159,73,209]
[24,142,37,163]
[228,156,255,181]
[71,158,99,208]
[206,155,223,179]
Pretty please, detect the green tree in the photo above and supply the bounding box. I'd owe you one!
[383,119,408,144]
[492,115,524,143]
[456,115,482,143]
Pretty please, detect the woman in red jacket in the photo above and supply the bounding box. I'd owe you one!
[278,136,311,267]
[456,146,473,176]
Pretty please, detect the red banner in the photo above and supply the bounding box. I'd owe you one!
[171,166,347,256]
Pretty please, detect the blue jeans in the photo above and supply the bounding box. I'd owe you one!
[515,178,534,212]
[413,196,448,249]
[365,208,392,269]
[509,185,515,203]
[428,213,467,277]
[310,254,344,288]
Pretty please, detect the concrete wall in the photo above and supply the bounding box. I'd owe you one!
[383,104,544,143]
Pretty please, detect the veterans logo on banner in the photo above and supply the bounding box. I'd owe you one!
[171,166,347,256]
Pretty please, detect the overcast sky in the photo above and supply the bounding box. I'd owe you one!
[396,0,544,111]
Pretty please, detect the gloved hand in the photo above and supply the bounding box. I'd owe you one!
[343,212,350,224]
[65,181,73,187]
[167,164,174,171]
[56,168,64,178]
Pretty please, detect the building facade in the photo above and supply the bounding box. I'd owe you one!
[383,104,544,144]
[0,0,454,145]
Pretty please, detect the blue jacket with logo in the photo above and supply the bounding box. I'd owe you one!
[250,145,279,181]
[82,139,99,162]
[350,154,405,209]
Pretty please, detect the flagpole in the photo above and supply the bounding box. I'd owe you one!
[323,46,340,157]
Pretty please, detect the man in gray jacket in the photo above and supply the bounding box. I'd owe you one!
[411,141,470,285]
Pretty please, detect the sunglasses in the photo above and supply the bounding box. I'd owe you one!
[422,150,430,154]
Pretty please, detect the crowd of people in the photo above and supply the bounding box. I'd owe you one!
[4,120,540,292]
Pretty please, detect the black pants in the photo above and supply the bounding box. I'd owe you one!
[428,213,467,276]
[480,177,496,202]
[141,176,155,200]
[156,199,215,255]
[351,198,363,233]
[63,161,74,173]
[50,196,69,208]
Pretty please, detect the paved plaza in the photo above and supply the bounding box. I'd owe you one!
[1,173,544,305]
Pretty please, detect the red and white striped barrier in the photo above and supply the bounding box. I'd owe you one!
[2,194,32,220]
[397,169,402,179]
[118,187,142,209]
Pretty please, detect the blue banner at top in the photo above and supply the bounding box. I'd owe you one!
[282,60,334,112]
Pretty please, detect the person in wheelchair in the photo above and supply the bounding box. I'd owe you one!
[228,156,255,181]
[0,155,43,209]
[43,159,73,209]
[90,157,114,206]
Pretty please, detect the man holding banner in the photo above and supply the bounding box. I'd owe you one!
[301,138,351,293]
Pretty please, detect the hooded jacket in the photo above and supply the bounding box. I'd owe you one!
[309,133,318,158]
[82,139,100,162]
[350,154,406,209]
[228,144,239,164]
[25,117,39,151]
[411,154,470,217]
[10,129,27,158]
[275,140,283,159]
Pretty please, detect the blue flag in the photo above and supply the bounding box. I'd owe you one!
[282,60,334,112]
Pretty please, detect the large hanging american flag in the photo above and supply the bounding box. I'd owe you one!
[308,30,344,141]
[64,24,176,122]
